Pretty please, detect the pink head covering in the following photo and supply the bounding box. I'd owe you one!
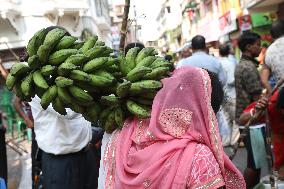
[104,66,245,189]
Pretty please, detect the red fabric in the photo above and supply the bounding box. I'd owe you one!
[243,91,284,169]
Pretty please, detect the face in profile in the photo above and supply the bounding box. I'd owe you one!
[249,39,261,57]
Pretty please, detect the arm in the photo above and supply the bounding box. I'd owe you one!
[0,63,8,80]
[13,97,34,128]
[239,96,268,125]
[261,64,273,94]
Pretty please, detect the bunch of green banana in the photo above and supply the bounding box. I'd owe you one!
[6,27,117,123]
[7,29,172,134]
[97,47,172,132]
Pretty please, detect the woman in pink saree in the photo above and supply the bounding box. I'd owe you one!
[101,66,245,189]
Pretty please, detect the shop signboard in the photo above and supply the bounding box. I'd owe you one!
[198,18,220,42]
[219,11,238,36]
[238,15,252,31]
[251,12,277,27]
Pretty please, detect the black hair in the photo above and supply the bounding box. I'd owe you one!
[270,20,284,39]
[277,87,284,109]
[164,54,172,62]
[207,71,224,113]
[237,32,261,52]
[219,44,230,57]
[124,42,145,55]
[191,35,206,50]
[20,26,70,62]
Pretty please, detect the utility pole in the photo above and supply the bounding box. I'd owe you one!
[119,0,131,52]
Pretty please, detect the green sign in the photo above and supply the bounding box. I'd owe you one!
[251,12,277,27]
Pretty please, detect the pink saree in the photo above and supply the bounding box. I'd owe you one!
[103,66,245,189]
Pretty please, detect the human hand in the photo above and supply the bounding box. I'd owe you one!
[255,96,268,110]
[24,118,34,128]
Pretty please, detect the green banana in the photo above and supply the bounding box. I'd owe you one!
[49,49,78,65]
[100,95,120,106]
[33,70,49,89]
[55,76,73,87]
[58,62,77,76]
[80,36,98,53]
[84,46,107,60]
[41,65,56,76]
[150,60,172,69]
[105,57,117,67]
[92,70,115,81]
[125,47,140,72]
[84,103,101,122]
[74,81,100,93]
[83,57,108,73]
[135,56,156,68]
[21,74,34,97]
[104,110,116,133]
[10,63,30,78]
[112,72,123,79]
[40,85,57,110]
[67,102,84,114]
[27,28,47,57]
[69,70,91,82]
[43,28,66,48]
[132,97,153,106]
[126,66,152,82]
[28,55,40,70]
[14,82,26,101]
[71,41,84,49]
[118,53,128,76]
[126,100,151,118]
[100,47,113,57]
[129,80,162,95]
[89,74,114,87]
[52,97,67,115]
[114,107,124,129]
[55,36,77,50]
[6,74,17,91]
[139,91,158,100]
[143,67,169,80]
[37,45,51,63]
[95,40,105,46]
[64,54,88,66]
[99,107,113,127]
[135,47,155,63]
[69,85,93,102]
[116,80,131,98]
[57,87,73,105]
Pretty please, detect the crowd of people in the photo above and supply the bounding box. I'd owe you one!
[0,19,284,189]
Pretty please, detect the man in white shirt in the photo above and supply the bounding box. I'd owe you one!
[218,44,239,146]
[261,20,284,94]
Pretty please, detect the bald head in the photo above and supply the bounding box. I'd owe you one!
[271,20,284,39]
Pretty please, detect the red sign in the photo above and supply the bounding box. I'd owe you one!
[238,15,252,31]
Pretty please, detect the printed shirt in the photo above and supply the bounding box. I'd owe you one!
[265,36,284,83]
[235,56,262,122]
